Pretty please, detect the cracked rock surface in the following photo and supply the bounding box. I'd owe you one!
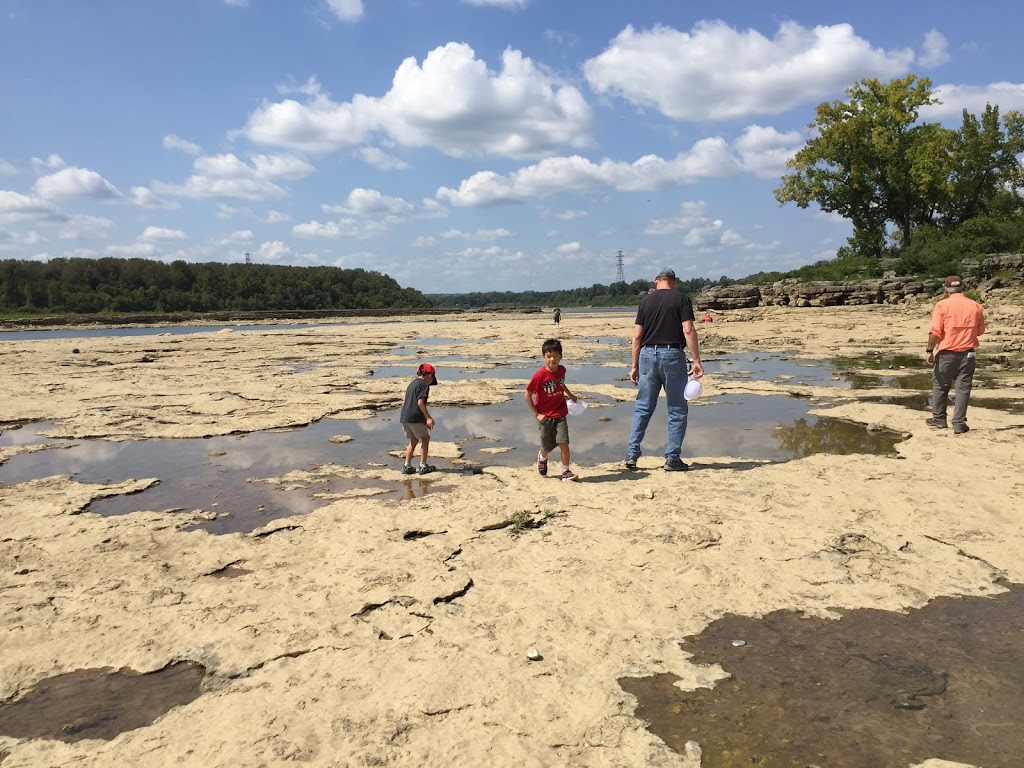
[2,304,1023,767]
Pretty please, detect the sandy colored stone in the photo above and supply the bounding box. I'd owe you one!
[1,299,1023,767]
[387,441,465,460]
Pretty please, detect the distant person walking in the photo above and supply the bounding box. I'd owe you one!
[625,268,704,471]
[553,308,561,325]
[925,276,985,434]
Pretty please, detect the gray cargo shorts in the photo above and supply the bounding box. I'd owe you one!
[538,416,569,453]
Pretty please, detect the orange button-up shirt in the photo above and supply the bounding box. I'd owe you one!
[929,293,985,352]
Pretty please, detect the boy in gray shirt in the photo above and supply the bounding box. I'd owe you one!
[400,363,438,475]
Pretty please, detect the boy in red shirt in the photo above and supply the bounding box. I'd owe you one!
[524,339,580,482]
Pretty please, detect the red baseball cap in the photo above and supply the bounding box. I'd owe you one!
[417,363,438,384]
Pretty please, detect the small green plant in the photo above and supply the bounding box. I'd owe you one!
[507,510,532,536]
[507,508,563,537]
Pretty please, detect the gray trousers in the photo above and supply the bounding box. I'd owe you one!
[931,350,976,428]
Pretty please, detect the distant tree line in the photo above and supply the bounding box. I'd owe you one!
[0,258,431,316]
[427,276,714,308]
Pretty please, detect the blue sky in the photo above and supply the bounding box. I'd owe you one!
[2,0,1022,294]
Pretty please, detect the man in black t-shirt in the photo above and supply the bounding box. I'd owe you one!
[625,268,704,471]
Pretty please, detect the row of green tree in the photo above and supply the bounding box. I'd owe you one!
[774,75,1024,280]
[0,258,431,315]
[425,276,714,308]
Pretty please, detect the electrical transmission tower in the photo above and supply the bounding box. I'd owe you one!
[615,250,625,283]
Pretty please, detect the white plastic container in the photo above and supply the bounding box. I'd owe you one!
[566,399,588,416]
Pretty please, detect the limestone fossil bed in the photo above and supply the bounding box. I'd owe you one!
[1,299,1023,767]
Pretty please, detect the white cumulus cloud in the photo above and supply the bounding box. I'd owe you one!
[357,146,410,170]
[293,218,390,240]
[325,0,363,22]
[584,21,914,121]
[322,188,414,217]
[0,191,59,220]
[33,168,121,201]
[129,186,180,209]
[733,125,803,178]
[922,82,1024,119]
[140,226,188,242]
[59,215,115,241]
[163,135,202,155]
[919,30,951,68]
[439,228,513,241]
[244,44,593,158]
[31,154,66,173]
[436,138,738,206]
[151,152,312,202]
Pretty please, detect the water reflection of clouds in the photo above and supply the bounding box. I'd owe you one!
[2,354,887,531]
[0,438,123,483]
[0,422,53,447]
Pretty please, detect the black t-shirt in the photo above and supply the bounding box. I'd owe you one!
[634,289,695,345]
[400,378,431,423]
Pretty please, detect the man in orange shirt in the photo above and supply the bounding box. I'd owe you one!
[925,275,985,434]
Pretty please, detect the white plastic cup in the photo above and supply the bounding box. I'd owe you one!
[566,399,588,416]
[684,379,703,401]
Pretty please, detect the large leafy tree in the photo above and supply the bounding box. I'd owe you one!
[775,75,1024,257]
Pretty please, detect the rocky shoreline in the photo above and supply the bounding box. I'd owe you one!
[696,253,1024,310]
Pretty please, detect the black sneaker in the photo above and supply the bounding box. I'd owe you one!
[953,425,970,435]
[664,458,689,472]
[624,458,638,471]
[925,418,947,429]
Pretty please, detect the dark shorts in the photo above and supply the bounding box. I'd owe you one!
[538,416,569,453]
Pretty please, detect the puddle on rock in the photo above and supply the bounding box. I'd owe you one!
[0,354,913,533]
[881,393,1024,415]
[841,370,935,390]
[620,583,1024,768]
[0,662,206,743]
[834,354,1005,391]
[773,416,902,457]
[0,421,456,534]
[1,395,906,532]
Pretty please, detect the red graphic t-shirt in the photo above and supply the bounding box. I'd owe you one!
[527,365,568,419]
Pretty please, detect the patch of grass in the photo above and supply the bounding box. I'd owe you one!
[508,510,533,536]
[507,508,563,537]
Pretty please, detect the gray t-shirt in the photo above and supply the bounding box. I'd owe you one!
[400,378,431,423]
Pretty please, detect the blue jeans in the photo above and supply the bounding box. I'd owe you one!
[627,347,689,461]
